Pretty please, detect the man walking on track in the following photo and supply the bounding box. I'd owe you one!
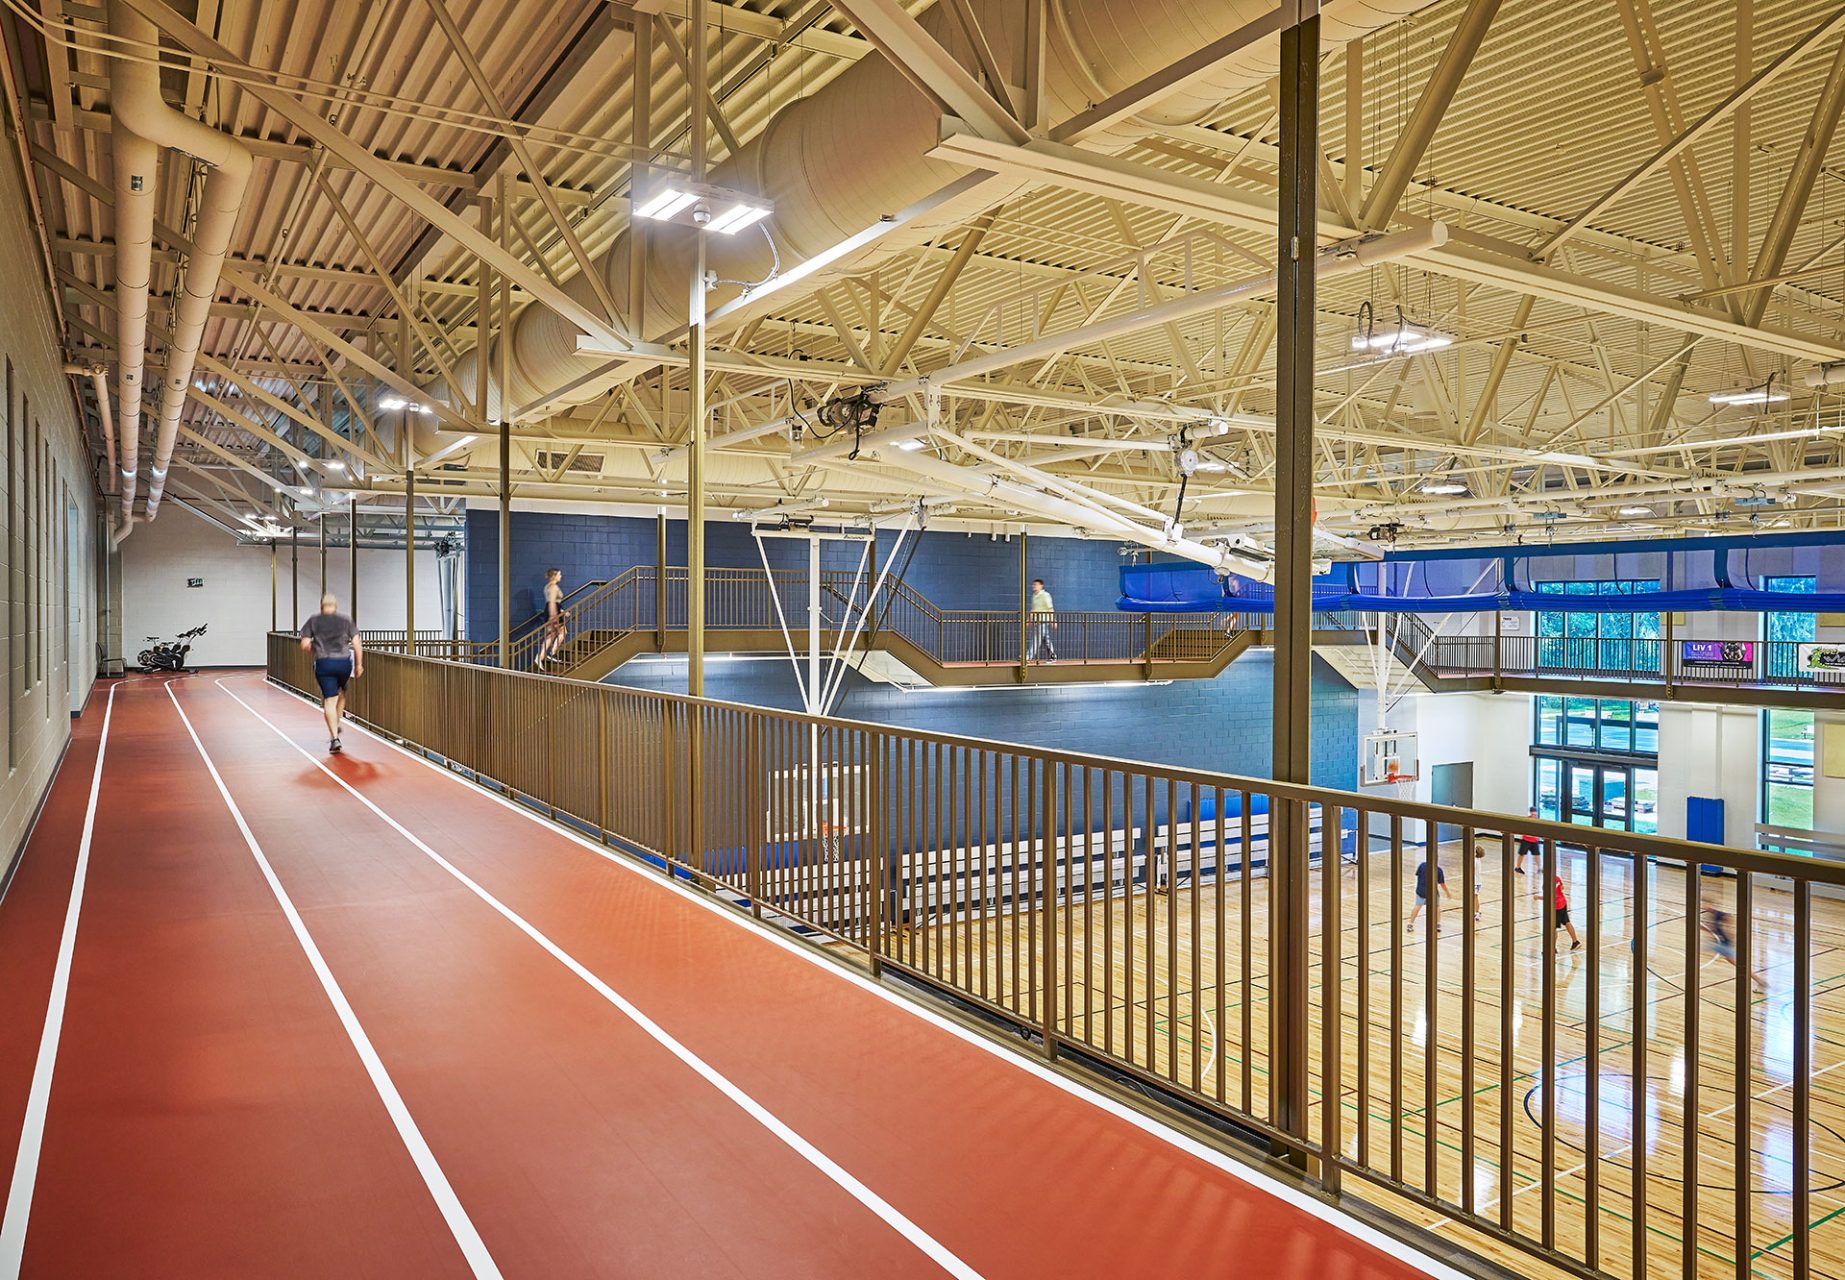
[1028,577,1058,662]
[298,593,362,753]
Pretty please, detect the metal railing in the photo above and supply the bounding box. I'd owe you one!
[269,634,1838,1280]
[1425,634,1845,692]
[487,566,1243,673]
[358,630,492,662]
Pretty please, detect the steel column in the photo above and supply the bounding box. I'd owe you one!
[498,180,513,669]
[1270,2,1319,1171]
[349,497,358,627]
[655,512,667,650]
[404,412,416,646]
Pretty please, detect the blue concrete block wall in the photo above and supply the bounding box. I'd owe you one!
[608,650,1360,792]
[467,509,1139,641]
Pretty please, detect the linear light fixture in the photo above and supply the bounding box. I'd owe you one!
[632,181,771,234]
[1709,385,1791,406]
[380,396,433,414]
[1417,481,1468,495]
[1617,505,1652,517]
[1351,326,1452,356]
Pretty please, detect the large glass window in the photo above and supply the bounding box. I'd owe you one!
[1534,695,1658,754]
[1763,575,1818,680]
[1533,698,1660,834]
[1536,580,1661,672]
[1762,707,1816,830]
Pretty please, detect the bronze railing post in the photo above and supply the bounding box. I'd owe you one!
[747,716,764,921]
[867,731,884,976]
[1040,756,1058,1060]
[1017,531,1029,682]
[1664,609,1676,696]
[1492,608,1503,690]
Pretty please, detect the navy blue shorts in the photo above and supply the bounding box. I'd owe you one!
[314,657,353,699]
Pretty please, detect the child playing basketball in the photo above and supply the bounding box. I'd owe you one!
[1702,890,1767,992]
[1552,873,1582,950]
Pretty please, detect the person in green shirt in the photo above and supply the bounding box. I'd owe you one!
[1028,577,1057,662]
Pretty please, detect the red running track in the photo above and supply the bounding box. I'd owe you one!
[0,673,1456,1280]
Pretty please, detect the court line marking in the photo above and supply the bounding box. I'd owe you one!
[235,675,1470,1280]
[212,679,984,1280]
[0,684,116,1278]
[164,682,504,1280]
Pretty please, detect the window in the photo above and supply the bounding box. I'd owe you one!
[3,360,11,769]
[1764,575,1817,679]
[1762,707,1816,830]
[1536,580,1661,672]
[24,410,34,690]
[1533,695,1658,754]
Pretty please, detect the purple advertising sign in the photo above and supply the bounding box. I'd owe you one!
[1681,640,1754,666]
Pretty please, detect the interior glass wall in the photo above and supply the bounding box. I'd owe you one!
[1535,579,1661,672]
[1533,695,1659,834]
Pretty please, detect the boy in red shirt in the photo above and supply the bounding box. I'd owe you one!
[1552,874,1582,950]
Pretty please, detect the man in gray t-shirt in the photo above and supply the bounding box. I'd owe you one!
[297,593,363,753]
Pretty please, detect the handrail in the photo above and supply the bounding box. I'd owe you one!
[500,565,1245,673]
[507,576,609,640]
[266,634,1843,1280]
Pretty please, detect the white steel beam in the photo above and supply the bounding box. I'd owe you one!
[824,0,1029,144]
[928,131,1845,364]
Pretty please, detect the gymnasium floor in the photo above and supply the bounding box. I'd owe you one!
[927,823,1845,1280]
[0,673,1459,1280]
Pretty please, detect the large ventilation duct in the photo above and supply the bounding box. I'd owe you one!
[448,0,1441,428]
[65,362,116,491]
[108,0,251,525]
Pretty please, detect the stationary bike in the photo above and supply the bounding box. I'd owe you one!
[137,623,206,673]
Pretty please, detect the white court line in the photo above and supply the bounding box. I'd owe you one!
[213,679,983,1280]
[164,682,503,1280]
[0,685,116,1277]
[234,675,1472,1280]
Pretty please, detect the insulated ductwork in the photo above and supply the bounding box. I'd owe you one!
[448,0,1443,427]
[108,0,251,525]
[65,362,116,489]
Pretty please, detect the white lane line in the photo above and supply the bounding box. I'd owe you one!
[237,676,1472,1280]
[165,682,503,1280]
[0,685,117,1277]
[216,679,983,1280]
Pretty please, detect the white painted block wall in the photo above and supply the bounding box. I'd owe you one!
[0,138,100,876]
[1355,688,1534,842]
[122,511,450,668]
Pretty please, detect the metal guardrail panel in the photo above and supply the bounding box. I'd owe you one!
[267,635,1838,1280]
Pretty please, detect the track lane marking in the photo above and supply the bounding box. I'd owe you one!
[234,674,1471,1280]
[166,681,503,1280]
[0,685,116,1278]
[212,677,983,1280]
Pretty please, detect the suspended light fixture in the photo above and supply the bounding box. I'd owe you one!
[379,396,433,414]
[1350,301,1452,357]
[632,180,771,234]
[1617,505,1652,517]
[1710,374,1789,406]
[1417,480,1468,495]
